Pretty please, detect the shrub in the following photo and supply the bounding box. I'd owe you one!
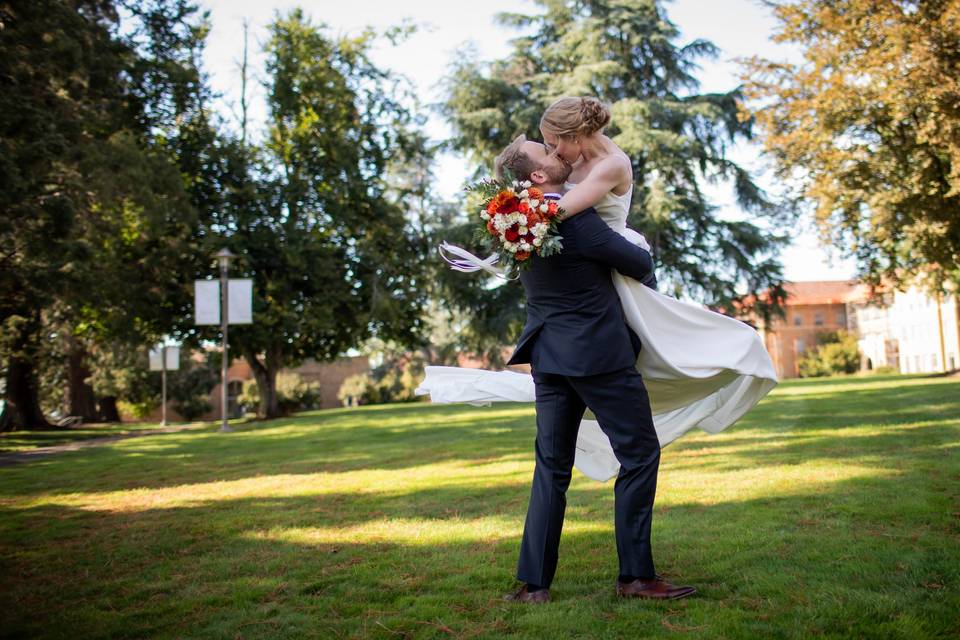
[239,372,321,415]
[338,354,424,406]
[798,330,861,377]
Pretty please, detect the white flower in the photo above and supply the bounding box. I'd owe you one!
[533,238,543,247]
[519,226,528,235]
[522,180,532,188]
[540,204,548,213]
[520,243,531,251]
[519,189,529,198]
[481,211,490,220]
[528,199,539,208]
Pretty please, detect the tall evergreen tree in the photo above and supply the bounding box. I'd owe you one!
[440,0,788,358]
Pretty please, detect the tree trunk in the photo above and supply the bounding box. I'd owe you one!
[67,338,100,422]
[243,346,280,419]
[98,396,121,422]
[0,356,55,432]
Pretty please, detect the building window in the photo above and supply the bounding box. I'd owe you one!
[837,311,846,325]
[950,355,957,371]
[793,314,802,326]
[795,338,806,355]
[814,312,824,326]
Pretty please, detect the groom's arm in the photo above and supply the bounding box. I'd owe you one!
[575,210,656,285]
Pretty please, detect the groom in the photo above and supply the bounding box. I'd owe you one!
[495,135,696,603]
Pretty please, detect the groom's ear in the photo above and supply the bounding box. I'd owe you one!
[529,169,548,185]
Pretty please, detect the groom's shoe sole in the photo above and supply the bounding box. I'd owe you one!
[616,578,696,600]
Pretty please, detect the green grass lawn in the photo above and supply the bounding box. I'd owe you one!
[1,374,958,639]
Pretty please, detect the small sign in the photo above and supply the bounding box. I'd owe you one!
[149,345,180,371]
[195,280,220,325]
[194,279,253,325]
[228,279,253,324]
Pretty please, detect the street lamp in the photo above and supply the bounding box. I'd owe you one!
[216,247,235,432]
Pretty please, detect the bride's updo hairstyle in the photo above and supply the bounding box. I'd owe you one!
[540,96,611,139]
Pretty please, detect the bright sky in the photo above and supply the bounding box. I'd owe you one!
[198,0,856,282]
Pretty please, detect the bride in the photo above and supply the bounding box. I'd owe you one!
[418,97,778,482]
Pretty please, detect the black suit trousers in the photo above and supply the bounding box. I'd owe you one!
[516,366,661,587]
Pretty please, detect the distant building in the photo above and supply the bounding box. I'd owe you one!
[753,280,960,379]
[755,281,855,379]
[849,285,959,374]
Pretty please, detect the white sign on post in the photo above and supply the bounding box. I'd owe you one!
[228,278,253,324]
[148,345,180,371]
[194,279,253,325]
[195,280,221,325]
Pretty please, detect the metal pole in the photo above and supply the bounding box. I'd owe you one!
[161,345,167,427]
[219,259,233,432]
[936,291,947,372]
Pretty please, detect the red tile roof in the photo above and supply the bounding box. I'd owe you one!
[783,280,858,306]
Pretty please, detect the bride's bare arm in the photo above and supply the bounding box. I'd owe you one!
[556,156,631,221]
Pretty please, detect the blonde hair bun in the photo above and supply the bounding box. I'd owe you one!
[578,97,611,134]
[541,96,612,138]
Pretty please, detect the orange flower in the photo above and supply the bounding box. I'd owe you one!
[546,201,559,217]
[527,187,543,200]
[515,251,531,261]
[486,219,498,235]
[518,201,530,214]
[525,212,542,227]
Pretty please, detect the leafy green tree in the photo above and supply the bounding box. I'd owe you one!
[742,0,960,293]
[208,10,430,419]
[0,0,211,430]
[438,0,788,357]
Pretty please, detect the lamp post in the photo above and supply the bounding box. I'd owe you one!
[217,248,235,432]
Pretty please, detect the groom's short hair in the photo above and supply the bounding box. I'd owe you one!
[495,134,539,183]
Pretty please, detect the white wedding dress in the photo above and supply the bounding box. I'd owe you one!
[417,184,778,482]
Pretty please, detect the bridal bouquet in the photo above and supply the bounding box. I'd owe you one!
[444,178,564,277]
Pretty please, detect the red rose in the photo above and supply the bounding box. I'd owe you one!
[518,201,530,214]
[486,219,498,235]
[504,225,520,242]
[496,196,520,214]
[524,232,535,244]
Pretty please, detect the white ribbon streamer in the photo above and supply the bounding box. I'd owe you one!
[439,242,518,280]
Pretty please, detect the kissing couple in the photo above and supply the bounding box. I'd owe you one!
[417,96,778,602]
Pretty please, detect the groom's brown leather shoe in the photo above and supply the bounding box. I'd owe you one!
[616,576,696,600]
[503,584,550,604]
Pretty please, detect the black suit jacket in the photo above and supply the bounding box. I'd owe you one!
[506,208,655,377]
